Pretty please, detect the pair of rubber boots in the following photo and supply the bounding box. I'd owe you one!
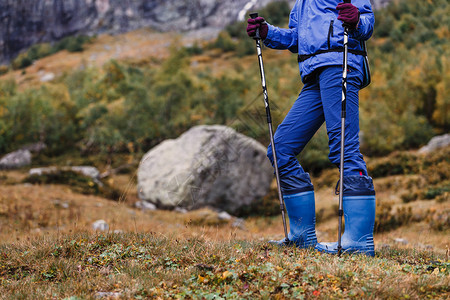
[270,175,376,256]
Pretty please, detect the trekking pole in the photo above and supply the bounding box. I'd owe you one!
[337,0,351,257]
[250,12,289,244]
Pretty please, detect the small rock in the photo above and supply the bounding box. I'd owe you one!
[40,72,55,82]
[419,133,450,153]
[95,292,121,299]
[174,207,188,214]
[394,238,408,245]
[52,200,69,209]
[218,211,232,221]
[113,230,123,234]
[417,243,434,250]
[381,244,391,250]
[232,218,246,230]
[29,166,102,185]
[63,297,83,300]
[70,166,100,180]
[184,208,229,226]
[92,220,109,232]
[0,149,31,169]
[135,201,156,211]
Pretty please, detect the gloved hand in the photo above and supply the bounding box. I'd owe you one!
[336,2,360,29]
[246,16,268,39]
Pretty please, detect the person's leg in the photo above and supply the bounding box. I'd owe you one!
[319,66,368,176]
[315,66,376,256]
[266,77,324,193]
[267,76,324,247]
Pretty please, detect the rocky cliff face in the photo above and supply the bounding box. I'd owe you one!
[0,0,390,65]
[0,0,280,64]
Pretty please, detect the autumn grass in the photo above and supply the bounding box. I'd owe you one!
[0,232,448,299]
[0,149,448,298]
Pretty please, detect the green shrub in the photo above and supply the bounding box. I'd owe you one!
[11,36,93,70]
[236,38,255,57]
[12,53,32,69]
[54,35,92,53]
[184,42,203,55]
[424,185,450,200]
[368,152,419,178]
[258,0,291,26]
[27,43,53,61]
[400,192,419,203]
[24,170,121,200]
[375,201,414,232]
[427,209,450,231]
[0,65,9,75]
[209,32,236,52]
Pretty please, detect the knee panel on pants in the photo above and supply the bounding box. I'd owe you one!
[267,143,301,178]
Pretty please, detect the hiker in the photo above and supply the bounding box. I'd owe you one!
[247,0,376,256]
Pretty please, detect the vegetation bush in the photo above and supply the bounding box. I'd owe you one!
[0,0,448,175]
[0,65,9,76]
[11,36,93,70]
[426,209,450,231]
[24,170,121,200]
[209,32,236,52]
[53,35,92,53]
[375,201,414,233]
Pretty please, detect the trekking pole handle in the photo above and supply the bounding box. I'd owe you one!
[342,0,352,29]
[249,12,261,40]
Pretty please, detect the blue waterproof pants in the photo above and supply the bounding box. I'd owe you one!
[267,66,369,194]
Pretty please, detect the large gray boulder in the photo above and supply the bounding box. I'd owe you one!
[137,125,273,213]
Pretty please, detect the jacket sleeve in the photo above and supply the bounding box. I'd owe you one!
[263,3,298,53]
[351,0,374,41]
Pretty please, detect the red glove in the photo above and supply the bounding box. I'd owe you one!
[246,17,268,39]
[336,2,360,29]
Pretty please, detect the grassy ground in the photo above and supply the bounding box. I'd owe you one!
[1,232,448,299]
[0,148,449,299]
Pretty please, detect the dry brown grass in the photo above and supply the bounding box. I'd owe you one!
[0,161,448,255]
[0,154,448,299]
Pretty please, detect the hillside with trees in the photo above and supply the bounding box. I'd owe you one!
[0,0,448,169]
[0,1,448,298]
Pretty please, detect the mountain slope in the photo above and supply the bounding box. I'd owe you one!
[0,0,288,64]
[0,0,395,65]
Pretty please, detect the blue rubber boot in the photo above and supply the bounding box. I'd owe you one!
[269,190,318,248]
[315,176,376,256]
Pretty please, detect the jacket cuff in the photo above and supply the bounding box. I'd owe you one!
[263,23,275,44]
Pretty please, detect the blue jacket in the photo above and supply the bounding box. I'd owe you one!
[264,0,374,83]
